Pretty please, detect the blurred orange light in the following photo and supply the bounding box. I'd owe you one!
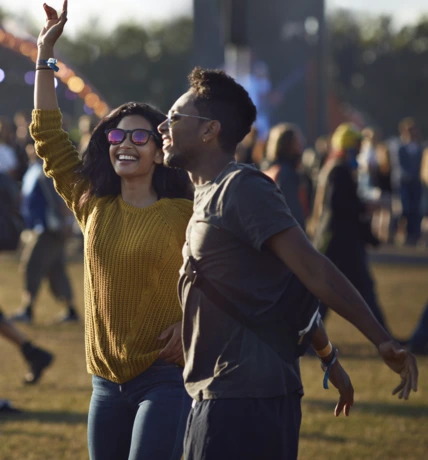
[94,102,109,118]
[0,30,5,43]
[67,76,85,93]
[19,42,33,57]
[84,93,100,108]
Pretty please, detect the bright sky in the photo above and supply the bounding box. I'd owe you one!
[1,0,427,38]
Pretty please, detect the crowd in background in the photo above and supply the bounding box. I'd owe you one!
[1,109,428,265]
[1,109,428,357]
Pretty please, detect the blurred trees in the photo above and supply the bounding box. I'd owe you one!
[1,9,428,138]
[55,17,193,112]
[328,9,428,137]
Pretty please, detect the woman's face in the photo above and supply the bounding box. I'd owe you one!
[108,115,163,180]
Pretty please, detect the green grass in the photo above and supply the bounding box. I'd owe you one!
[0,253,427,459]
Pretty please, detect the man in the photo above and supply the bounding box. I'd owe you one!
[397,117,423,245]
[10,144,78,324]
[158,68,418,460]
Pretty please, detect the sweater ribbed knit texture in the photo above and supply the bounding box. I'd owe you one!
[30,109,192,383]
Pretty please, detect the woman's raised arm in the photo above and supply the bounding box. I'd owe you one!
[34,1,68,110]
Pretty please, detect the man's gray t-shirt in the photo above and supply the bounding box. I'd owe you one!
[178,162,303,401]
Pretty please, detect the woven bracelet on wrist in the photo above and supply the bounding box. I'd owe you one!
[321,347,338,390]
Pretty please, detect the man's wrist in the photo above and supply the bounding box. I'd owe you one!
[320,349,336,365]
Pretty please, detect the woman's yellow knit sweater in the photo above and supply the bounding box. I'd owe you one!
[30,109,193,384]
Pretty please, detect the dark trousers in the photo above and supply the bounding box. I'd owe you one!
[321,243,388,331]
[184,394,302,460]
[410,301,428,354]
[400,181,422,242]
[20,230,73,301]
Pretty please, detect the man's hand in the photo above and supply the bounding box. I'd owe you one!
[325,357,354,417]
[157,322,183,364]
[378,340,418,400]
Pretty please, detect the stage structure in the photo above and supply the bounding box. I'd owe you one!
[193,0,327,143]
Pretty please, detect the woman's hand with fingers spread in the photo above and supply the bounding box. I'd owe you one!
[37,0,68,50]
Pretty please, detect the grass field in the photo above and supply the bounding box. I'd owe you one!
[0,253,427,460]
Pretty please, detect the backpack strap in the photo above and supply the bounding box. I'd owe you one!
[184,241,299,363]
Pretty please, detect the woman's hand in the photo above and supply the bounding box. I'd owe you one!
[157,322,183,364]
[37,1,68,50]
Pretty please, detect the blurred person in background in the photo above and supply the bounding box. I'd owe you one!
[310,123,388,332]
[30,3,193,459]
[357,126,379,201]
[10,143,78,324]
[407,299,428,355]
[0,117,19,180]
[0,308,54,386]
[371,142,394,243]
[420,147,428,243]
[263,123,309,230]
[13,111,33,180]
[397,117,423,245]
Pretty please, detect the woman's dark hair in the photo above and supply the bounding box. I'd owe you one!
[77,101,193,205]
[265,123,299,163]
[188,67,257,152]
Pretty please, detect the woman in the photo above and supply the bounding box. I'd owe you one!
[32,2,193,459]
[262,123,309,230]
[310,123,388,331]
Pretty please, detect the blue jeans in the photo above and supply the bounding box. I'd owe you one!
[88,360,191,460]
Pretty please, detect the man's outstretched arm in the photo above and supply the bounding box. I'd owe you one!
[267,226,418,399]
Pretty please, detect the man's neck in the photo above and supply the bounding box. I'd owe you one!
[189,153,235,186]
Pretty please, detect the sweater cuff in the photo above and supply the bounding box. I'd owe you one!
[31,109,63,133]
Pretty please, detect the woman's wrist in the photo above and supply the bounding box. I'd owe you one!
[37,45,55,60]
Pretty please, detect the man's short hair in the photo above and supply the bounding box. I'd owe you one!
[188,67,257,152]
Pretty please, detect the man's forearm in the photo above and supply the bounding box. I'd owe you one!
[308,254,391,347]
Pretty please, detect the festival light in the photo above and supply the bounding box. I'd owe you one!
[67,76,85,93]
[24,71,35,85]
[0,29,110,118]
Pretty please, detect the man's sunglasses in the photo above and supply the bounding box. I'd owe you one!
[105,128,159,146]
[167,111,212,129]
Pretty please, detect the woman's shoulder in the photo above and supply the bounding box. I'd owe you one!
[165,198,193,214]
[159,198,193,226]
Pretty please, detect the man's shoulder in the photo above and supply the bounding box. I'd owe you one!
[220,162,274,188]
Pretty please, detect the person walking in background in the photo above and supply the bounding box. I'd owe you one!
[10,143,78,324]
[158,68,418,460]
[310,123,389,331]
[371,142,394,243]
[0,308,53,385]
[407,299,428,355]
[31,3,193,459]
[420,147,428,243]
[263,123,309,230]
[0,117,19,180]
[358,126,379,202]
[397,117,423,245]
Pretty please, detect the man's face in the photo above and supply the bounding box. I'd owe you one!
[158,90,207,170]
